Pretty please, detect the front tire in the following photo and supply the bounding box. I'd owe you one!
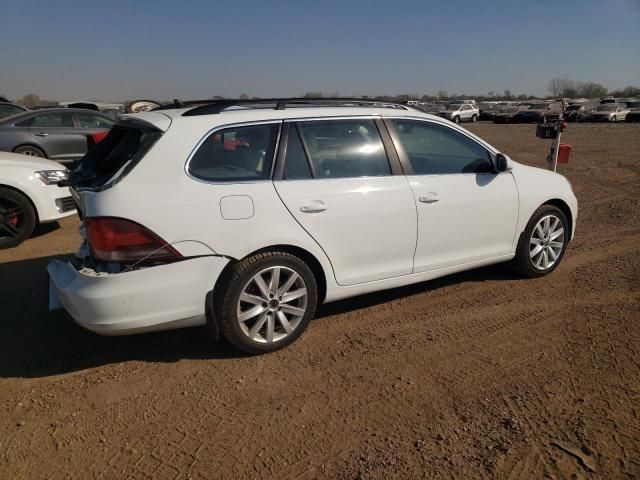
[512,205,568,278]
[471,114,477,122]
[0,187,37,249]
[453,116,460,124]
[215,251,318,354]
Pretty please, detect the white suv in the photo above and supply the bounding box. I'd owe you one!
[438,103,480,123]
[48,99,577,354]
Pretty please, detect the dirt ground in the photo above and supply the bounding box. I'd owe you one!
[1,123,639,480]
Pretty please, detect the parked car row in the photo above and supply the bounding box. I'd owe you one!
[407,96,640,124]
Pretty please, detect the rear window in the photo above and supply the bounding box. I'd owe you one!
[70,122,161,190]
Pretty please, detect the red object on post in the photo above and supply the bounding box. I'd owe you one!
[557,144,572,164]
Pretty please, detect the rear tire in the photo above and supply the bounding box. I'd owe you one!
[471,114,477,122]
[512,205,568,278]
[0,187,37,249]
[13,145,46,158]
[215,251,318,354]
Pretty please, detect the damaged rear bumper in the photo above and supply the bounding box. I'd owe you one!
[48,256,229,335]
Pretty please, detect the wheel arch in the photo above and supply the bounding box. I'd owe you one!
[213,244,328,304]
[13,143,48,158]
[542,198,573,241]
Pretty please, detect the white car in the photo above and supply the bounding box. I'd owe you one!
[590,104,630,122]
[48,99,577,354]
[0,153,76,248]
[437,103,480,123]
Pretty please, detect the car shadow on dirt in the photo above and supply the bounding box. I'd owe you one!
[0,255,522,379]
[31,221,61,239]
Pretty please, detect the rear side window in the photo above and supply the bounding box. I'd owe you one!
[189,124,279,182]
[76,113,114,129]
[391,119,493,174]
[293,119,390,179]
[32,112,74,127]
[71,123,162,189]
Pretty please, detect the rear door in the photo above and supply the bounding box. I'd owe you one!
[274,118,417,286]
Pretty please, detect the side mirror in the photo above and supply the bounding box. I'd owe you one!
[495,153,509,172]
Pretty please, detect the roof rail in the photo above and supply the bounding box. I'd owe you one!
[177,98,413,116]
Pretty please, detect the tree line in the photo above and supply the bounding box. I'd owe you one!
[4,80,639,108]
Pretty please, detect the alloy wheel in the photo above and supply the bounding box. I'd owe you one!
[236,266,308,344]
[0,199,25,239]
[529,214,564,270]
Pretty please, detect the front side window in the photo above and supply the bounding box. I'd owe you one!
[391,119,494,175]
[294,119,390,179]
[189,123,279,182]
[32,112,74,127]
[76,113,114,129]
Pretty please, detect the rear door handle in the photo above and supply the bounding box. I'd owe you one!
[34,132,49,137]
[300,201,328,213]
[419,193,440,204]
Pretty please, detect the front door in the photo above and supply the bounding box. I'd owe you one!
[274,118,417,286]
[387,118,518,272]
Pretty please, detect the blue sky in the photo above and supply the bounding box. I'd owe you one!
[1,0,639,101]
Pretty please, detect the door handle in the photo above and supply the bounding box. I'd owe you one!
[419,193,440,204]
[34,132,49,137]
[300,201,328,213]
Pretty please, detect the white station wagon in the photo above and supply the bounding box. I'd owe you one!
[48,99,577,354]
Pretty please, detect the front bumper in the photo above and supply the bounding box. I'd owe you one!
[48,256,229,335]
[37,185,77,223]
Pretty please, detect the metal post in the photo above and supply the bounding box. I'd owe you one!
[549,127,561,172]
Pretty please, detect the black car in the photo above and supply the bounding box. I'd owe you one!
[0,102,27,120]
[564,103,598,122]
[513,102,563,123]
[625,102,640,123]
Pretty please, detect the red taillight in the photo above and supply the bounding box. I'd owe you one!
[86,217,181,263]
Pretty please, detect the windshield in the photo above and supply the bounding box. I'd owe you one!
[446,104,462,111]
[528,104,547,110]
[566,105,582,111]
[596,105,616,111]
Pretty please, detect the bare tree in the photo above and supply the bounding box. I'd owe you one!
[548,78,575,97]
[17,94,42,108]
